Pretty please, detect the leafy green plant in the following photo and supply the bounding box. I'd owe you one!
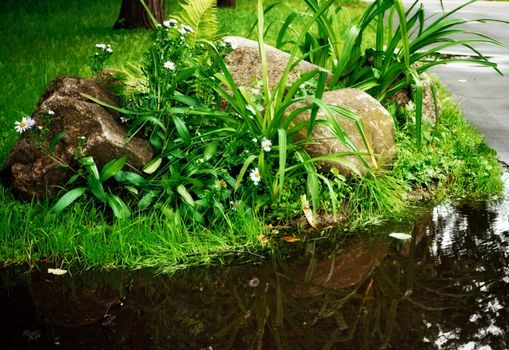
[199,0,375,219]
[88,43,113,75]
[73,0,374,223]
[265,0,508,147]
[52,156,131,219]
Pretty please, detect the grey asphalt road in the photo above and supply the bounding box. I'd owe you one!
[402,0,509,163]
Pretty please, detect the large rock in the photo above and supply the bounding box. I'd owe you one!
[222,36,330,92]
[2,76,153,199]
[289,88,396,175]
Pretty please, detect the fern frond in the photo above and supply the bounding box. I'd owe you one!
[176,0,219,45]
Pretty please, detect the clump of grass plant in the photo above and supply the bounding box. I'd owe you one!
[53,0,373,225]
[264,0,509,147]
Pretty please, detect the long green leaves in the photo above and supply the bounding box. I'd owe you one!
[52,156,131,219]
[269,0,509,147]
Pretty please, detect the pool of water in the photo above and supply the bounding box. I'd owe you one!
[1,176,509,349]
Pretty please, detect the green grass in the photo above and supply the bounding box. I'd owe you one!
[0,185,267,273]
[0,0,503,272]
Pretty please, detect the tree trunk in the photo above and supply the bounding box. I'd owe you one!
[113,0,165,29]
[217,0,236,7]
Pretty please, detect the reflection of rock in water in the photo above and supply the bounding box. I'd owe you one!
[29,271,123,328]
[293,239,390,297]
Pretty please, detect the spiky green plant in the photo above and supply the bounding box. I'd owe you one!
[266,0,509,147]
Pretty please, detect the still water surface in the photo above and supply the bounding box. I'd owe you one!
[1,176,509,349]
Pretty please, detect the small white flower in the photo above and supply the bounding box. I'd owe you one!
[261,137,272,152]
[246,105,256,115]
[120,116,129,123]
[164,60,176,70]
[96,43,112,53]
[178,26,187,35]
[249,167,261,185]
[48,109,55,115]
[14,116,36,133]
[250,88,261,96]
[252,138,257,143]
[163,18,178,27]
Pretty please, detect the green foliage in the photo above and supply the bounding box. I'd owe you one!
[266,0,508,146]
[0,0,504,271]
[66,0,372,223]
[52,156,130,220]
[88,43,113,75]
[175,0,219,44]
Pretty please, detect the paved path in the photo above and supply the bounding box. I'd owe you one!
[402,0,509,163]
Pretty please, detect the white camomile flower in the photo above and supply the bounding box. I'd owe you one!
[96,43,112,53]
[14,116,36,133]
[164,60,176,70]
[261,137,272,152]
[250,88,261,96]
[178,24,193,35]
[48,110,55,115]
[163,18,178,28]
[249,168,261,185]
[252,138,258,143]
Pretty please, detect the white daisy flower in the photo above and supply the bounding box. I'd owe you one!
[163,18,178,28]
[48,110,55,115]
[120,116,129,124]
[252,138,257,143]
[250,88,261,96]
[261,137,272,152]
[164,60,176,70]
[14,116,36,133]
[95,43,107,50]
[246,105,256,115]
[178,26,187,35]
[249,168,261,185]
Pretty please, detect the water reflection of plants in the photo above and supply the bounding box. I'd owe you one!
[120,205,508,349]
[6,199,507,348]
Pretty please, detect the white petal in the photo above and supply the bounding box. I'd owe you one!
[48,268,68,275]
[389,232,412,240]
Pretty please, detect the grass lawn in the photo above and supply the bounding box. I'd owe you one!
[0,0,503,273]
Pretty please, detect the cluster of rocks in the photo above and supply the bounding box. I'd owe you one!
[2,36,439,199]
